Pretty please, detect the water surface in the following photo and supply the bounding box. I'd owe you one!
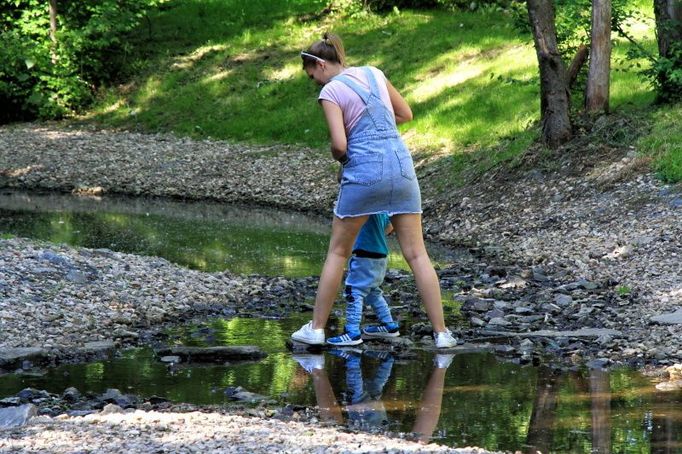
[0,190,460,277]
[1,317,680,453]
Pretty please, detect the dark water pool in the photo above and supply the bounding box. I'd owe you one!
[1,317,680,453]
[0,190,462,277]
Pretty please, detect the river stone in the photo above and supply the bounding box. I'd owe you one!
[156,346,267,363]
[0,348,49,369]
[0,404,37,429]
[65,269,89,283]
[656,380,682,391]
[62,387,81,403]
[554,294,573,307]
[160,355,181,363]
[79,340,116,356]
[650,309,682,325]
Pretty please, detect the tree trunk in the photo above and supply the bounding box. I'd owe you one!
[567,44,589,89]
[585,0,612,113]
[48,0,58,63]
[653,0,682,100]
[49,0,58,43]
[526,0,572,148]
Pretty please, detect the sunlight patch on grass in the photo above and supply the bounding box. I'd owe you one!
[266,63,301,82]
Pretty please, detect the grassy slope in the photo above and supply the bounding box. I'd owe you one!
[88,0,678,183]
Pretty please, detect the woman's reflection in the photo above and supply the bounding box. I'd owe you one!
[292,349,454,442]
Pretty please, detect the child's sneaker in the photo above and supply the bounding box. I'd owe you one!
[291,321,325,345]
[292,354,324,374]
[327,331,363,346]
[434,329,458,348]
[362,322,400,338]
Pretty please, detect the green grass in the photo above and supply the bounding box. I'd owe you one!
[87,0,663,184]
[638,104,682,183]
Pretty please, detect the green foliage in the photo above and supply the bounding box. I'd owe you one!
[0,0,161,121]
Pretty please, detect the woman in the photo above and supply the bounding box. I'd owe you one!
[291,33,457,349]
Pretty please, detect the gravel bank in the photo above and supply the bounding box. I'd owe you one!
[0,121,681,452]
[0,407,497,453]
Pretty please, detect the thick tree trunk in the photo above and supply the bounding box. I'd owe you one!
[653,0,682,99]
[526,0,572,148]
[585,0,612,112]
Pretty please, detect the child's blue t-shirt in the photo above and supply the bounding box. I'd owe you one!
[353,214,390,256]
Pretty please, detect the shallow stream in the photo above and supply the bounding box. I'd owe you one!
[1,191,681,452]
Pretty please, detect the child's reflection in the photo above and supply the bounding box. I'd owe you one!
[292,350,454,442]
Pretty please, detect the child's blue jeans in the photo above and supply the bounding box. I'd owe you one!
[344,255,394,335]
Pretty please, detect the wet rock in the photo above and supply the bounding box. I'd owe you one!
[62,387,81,403]
[0,404,37,429]
[656,380,682,391]
[155,346,267,363]
[223,386,270,403]
[0,348,49,369]
[160,355,181,364]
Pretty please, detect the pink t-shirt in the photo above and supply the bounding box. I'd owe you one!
[318,66,394,135]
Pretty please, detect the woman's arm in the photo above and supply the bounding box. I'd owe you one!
[386,79,413,124]
[321,100,348,161]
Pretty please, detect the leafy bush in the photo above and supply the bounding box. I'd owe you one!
[0,0,161,122]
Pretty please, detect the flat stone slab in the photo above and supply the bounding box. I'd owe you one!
[482,328,621,338]
[651,309,682,325]
[0,404,37,429]
[155,346,267,363]
[0,348,49,369]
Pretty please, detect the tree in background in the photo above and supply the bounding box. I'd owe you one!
[525,0,572,148]
[585,0,612,112]
[653,0,682,101]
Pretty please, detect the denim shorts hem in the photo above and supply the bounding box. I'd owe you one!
[333,209,423,219]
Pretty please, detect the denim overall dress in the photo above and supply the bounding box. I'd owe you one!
[331,67,422,218]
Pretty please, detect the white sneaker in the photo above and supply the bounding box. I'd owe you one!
[292,354,324,374]
[434,353,455,369]
[434,329,458,348]
[291,321,325,345]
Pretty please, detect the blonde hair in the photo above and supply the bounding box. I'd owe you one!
[301,32,346,68]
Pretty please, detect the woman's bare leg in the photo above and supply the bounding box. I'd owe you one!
[390,213,446,332]
[312,215,368,329]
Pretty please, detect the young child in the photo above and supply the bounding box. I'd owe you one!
[326,213,400,346]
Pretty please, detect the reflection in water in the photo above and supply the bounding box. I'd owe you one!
[1,321,681,452]
[0,190,459,277]
[294,349,448,441]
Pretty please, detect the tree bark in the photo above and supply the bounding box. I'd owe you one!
[585,0,612,113]
[48,0,58,64]
[49,0,58,43]
[526,0,572,148]
[567,44,589,89]
[653,0,682,99]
